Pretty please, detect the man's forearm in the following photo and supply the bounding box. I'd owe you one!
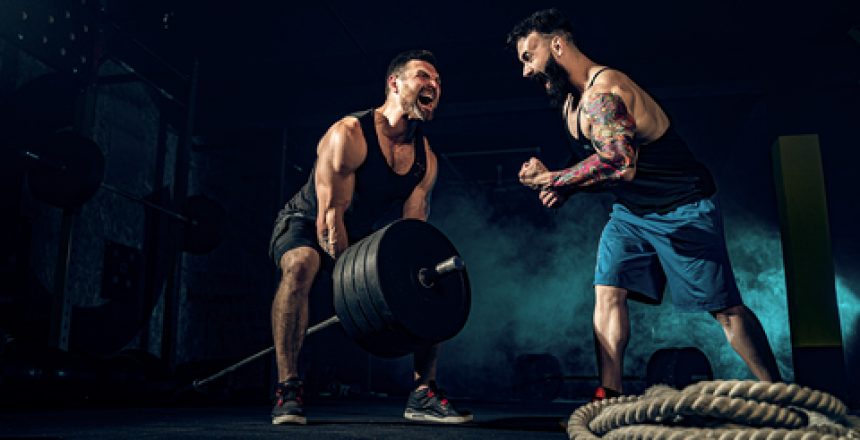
[318,210,348,259]
[549,150,634,189]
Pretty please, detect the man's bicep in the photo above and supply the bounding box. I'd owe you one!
[583,92,636,144]
[315,123,362,210]
[403,176,434,220]
[320,121,364,175]
[403,146,437,220]
[583,92,637,174]
[402,187,428,220]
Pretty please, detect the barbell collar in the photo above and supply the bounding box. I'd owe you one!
[418,256,465,288]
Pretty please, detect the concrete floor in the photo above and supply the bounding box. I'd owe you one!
[4,396,860,440]
[0,397,580,440]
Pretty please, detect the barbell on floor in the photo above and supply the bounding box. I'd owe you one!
[192,219,471,390]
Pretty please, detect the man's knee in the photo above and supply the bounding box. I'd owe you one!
[710,304,747,320]
[595,285,628,309]
[278,247,321,289]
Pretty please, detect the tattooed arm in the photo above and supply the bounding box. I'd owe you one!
[552,91,637,187]
[315,117,366,259]
[519,92,637,191]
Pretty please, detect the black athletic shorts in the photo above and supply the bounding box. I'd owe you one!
[268,214,333,271]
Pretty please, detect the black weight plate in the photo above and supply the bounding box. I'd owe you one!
[373,220,471,343]
[28,131,104,209]
[343,229,424,357]
[332,240,364,344]
[340,236,382,337]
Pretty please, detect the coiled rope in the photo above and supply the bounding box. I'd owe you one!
[568,380,860,439]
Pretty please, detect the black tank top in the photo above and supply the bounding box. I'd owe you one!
[279,109,427,241]
[565,68,715,215]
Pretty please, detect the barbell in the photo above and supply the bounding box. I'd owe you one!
[192,219,471,389]
[17,130,226,254]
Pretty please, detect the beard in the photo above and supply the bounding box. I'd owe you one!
[533,56,576,108]
[400,84,435,121]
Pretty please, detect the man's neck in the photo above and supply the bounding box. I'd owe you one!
[375,103,411,143]
[563,50,599,92]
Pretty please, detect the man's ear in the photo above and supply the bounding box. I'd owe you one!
[551,36,563,56]
[388,74,399,94]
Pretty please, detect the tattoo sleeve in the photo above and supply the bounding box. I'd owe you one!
[550,92,637,189]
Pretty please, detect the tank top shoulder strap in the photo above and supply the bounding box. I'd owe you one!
[412,124,427,165]
[347,108,373,119]
[588,67,611,88]
[350,109,382,164]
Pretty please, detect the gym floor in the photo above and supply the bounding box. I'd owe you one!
[1,397,579,440]
[4,390,860,439]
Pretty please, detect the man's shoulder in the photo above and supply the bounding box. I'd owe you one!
[588,69,633,94]
[590,67,629,85]
[584,70,641,110]
[320,115,368,169]
[328,115,365,142]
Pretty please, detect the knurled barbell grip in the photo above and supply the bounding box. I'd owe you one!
[418,256,465,288]
[191,315,340,390]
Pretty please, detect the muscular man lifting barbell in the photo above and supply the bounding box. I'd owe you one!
[267,50,471,425]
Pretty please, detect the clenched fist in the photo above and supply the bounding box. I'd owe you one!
[518,157,553,191]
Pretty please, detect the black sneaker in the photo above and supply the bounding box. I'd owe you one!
[403,382,473,424]
[272,379,306,425]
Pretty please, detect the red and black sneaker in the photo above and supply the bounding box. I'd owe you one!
[591,385,622,402]
[272,379,306,425]
[404,381,473,424]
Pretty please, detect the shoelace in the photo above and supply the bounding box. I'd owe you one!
[426,389,449,406]
[276,384,303,405]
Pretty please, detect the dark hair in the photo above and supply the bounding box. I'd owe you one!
[384,49,437,95]
[506,8,575,49]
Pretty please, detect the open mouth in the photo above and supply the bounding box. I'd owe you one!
[417,88,436,107]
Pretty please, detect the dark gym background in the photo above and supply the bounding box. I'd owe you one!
[1,0,859,420]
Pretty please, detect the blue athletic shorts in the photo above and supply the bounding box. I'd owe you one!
[594,196,743,312]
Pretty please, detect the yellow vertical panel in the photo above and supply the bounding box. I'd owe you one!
[772,134,843,348]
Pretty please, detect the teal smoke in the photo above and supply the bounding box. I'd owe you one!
[430,187,859,397]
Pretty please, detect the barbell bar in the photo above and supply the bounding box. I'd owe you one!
[192,220,470,389]
[101,183,196,225]
[192,315,341,390]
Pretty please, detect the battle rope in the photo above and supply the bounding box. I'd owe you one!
[568,380,860,439]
